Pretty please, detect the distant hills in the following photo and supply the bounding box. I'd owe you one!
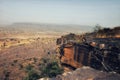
[1,23,93,33]
[0,23,93,38]
[0,23,120,38]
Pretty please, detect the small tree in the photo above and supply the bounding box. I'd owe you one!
[94,24,102,32]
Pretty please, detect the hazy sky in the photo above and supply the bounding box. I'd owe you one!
[0,0,120,27]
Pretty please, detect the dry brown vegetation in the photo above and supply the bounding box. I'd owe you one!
[0,25,119,80]
[0,37,57,80]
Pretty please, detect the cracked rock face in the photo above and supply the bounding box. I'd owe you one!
[39,66,120,80]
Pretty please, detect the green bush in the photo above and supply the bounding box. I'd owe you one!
[25,64,33,72]
[41,61,63,78]
[39,55,63,78]
[24,70,39,80]
[24,64,40,80]
[24,54,63,79]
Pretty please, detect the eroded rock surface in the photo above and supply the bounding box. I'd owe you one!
[39,66,120,80]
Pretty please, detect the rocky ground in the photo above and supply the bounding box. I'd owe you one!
[39,66,120,80]
[0,26,119,80]
[0,37,56,80]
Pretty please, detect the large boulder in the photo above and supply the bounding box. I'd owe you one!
[38,66,120,80]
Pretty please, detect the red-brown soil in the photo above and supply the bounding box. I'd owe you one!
[0,38,56,80]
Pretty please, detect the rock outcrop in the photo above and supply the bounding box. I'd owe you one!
[39,66,120,80]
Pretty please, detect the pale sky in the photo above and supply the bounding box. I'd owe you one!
[0,0,120,27]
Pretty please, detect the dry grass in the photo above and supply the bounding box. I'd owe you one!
[0,37,57,80]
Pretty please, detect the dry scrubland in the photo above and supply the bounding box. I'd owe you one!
[0,37,57,80]
[0,24,67,80]
[0,25,119,80]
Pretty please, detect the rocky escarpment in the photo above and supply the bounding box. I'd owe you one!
[39,66,120,80]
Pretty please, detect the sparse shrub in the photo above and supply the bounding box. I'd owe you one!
[3,70,10,80]
[24,69,39,80]
[24,54,63,79]
[13,60,18,63]
[41,57,50,63]
[39,54,63,78]
[27,58,32,61]
[24,64,39,80]
[25,64,33,72]
[11,63,14,66]
[33,57,37,63]
[19,64,23,69]
[40,61,63,78]
[93,24,102,32]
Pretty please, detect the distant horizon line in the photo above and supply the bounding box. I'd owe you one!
[0,22,119,28]
[0,22,93,27]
